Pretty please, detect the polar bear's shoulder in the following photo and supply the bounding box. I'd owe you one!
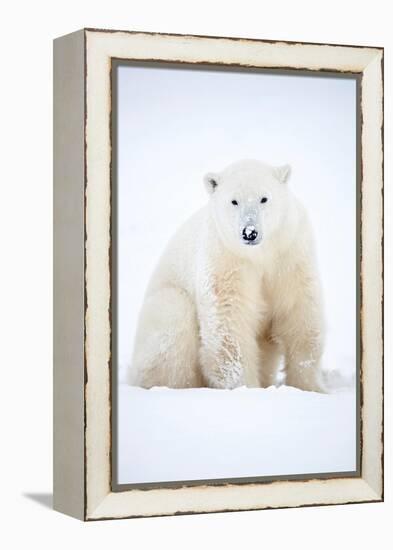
[168,206,208,250]
[146,206,209,295]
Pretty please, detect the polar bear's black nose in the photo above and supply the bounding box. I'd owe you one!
[242,225,258,242]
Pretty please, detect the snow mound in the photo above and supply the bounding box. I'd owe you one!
[117,384,357,484]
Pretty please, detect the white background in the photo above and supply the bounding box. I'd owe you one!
[0,1,391,549]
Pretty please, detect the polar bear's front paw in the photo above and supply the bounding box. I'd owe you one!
[206,360,244,389]
[286,362,328,393]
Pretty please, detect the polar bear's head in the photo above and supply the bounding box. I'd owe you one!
[204,160,292,253]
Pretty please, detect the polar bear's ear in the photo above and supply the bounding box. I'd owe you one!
[204,172,220,194]
[274,164,291,184]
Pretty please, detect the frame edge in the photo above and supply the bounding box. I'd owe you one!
[53,29,86,521]
[83,29,384,520]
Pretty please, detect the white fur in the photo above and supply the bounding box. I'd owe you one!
[130,160,326,392]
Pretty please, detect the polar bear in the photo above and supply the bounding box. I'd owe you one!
[130,160,326,392]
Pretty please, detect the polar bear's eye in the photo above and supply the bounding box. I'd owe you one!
[260,197,268,204]
[231,200,238,206]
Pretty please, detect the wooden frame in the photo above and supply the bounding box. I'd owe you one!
[53,28,384,521]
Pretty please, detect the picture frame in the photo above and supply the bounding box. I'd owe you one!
[53,28,383,521]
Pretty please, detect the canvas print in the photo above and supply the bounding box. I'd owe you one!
[113,62,358,486]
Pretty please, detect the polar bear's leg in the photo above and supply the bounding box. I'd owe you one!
[199,330,260,389]
[130,287,202,388]
[281,306,326,393]
[273,251,326,392]
[197,268,261,389]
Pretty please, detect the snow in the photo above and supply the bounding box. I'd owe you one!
[117,383,357,484]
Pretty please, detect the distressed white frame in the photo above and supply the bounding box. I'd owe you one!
[54,28,383,521]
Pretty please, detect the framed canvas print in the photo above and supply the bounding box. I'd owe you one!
[53,28,384,520]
